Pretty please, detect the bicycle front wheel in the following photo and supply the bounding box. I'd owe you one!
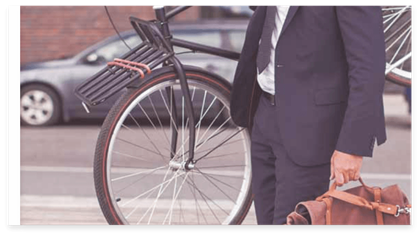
[94,69,253,225]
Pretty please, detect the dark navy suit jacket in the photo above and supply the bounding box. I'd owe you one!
[230,6,387,166]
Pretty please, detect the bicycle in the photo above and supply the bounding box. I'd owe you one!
[75,6,252,225]
[382,6,412,87]
[75,6,412,225]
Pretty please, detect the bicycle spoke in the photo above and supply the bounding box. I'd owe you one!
[195,95,218,131]
[136,103,168,156]
[194,104,226,150]
[181,96,185,162]
[386,26,411,52]
[145,166,173,224]
[111,165,167,182]
[389,29,411,65]
[200,151,245,161]
[384,18,411,43]
[116,137,166,160]
[382,6,412,81]
[195,91,208,147]
[384,6,409,33]
[147,95,171,148]
[187,176,230,216]
[192,169,242,192]
[195,128,244,162]
[197,164,246,169]
[159,88,179,132]
[401,36,411,70]
[112,150,156,163]
[185,172,207,224]
[196,116,231,149]
[163,172,190,224]
[121,168,181,208]
[114,165,165,194]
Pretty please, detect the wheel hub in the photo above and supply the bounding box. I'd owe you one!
[169,160,194,171]
[21,90,54,125]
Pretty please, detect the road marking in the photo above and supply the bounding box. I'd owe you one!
[20,195,247,210]
[20,165,246,177]
[358,173,411,181]
[21,195,101,208]
[20,166,412,180]
[21,166,93,173]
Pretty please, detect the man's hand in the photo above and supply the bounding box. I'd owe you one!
[330,150,363,186]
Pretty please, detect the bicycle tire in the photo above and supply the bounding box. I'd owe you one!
[94,68,253,225]
[386,72,411,87]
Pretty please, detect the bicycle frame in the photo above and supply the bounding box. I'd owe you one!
[151,6,240,169]
[76,6,242,170]
[154,6,241,60]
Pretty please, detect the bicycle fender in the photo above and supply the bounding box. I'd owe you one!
[127,65,232,92]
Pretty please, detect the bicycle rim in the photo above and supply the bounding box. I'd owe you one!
[96,74,252,225]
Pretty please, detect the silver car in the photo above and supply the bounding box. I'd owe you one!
[20,20,247,126]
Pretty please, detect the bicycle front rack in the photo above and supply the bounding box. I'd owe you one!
[75,15,196,165]
[74,17,174,107]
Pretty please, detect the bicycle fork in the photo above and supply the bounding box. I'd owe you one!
[166,57,196,170]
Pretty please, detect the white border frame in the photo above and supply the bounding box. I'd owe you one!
[7,5,21,226]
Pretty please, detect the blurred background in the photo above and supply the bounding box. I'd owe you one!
[20,6,254,65]
[20,6,411,224]
[20,6,252,125]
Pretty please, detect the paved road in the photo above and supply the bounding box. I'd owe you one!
[20,94,411,225]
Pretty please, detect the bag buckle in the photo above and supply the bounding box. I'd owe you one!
[395,205,411,217]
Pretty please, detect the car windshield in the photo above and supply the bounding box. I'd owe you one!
[93,35,141,62]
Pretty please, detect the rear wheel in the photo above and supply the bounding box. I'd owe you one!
[94,70,253,225]
[382,6,412,87]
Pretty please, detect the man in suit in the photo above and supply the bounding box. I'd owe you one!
[230,6,387,224]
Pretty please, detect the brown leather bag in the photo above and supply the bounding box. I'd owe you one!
[286,178,411,225]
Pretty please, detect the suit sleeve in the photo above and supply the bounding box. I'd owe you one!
[334,6,387,157]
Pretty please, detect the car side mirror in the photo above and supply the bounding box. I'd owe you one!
[85,53,106,65]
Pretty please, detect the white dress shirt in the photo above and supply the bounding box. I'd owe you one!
[257,6,290,95]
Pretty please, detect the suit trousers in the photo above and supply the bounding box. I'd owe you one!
[251,94,331,224]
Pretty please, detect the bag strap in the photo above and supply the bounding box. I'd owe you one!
[321,198,333,225]
[373,187,384,225]
[316,188,398,216]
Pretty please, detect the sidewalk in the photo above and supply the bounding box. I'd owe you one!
[383,93,411,118]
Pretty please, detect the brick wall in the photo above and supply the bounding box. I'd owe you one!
[20,6,200,65]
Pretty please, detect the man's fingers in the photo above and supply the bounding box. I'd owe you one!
[348,171,355,181]
[334,170,360,186]
[335,172,344,186]
[330,160,335,180]
[342,172,349,184]
[354,172,360,180]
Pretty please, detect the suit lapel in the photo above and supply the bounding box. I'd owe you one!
[280,6,299,36]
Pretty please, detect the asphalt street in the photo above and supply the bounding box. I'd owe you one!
[20,93,412,225]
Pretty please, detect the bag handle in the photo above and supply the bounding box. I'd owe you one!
[316,178,398,216]
[329,177,369,192]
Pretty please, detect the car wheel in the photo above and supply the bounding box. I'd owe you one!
[20,84,61,126]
